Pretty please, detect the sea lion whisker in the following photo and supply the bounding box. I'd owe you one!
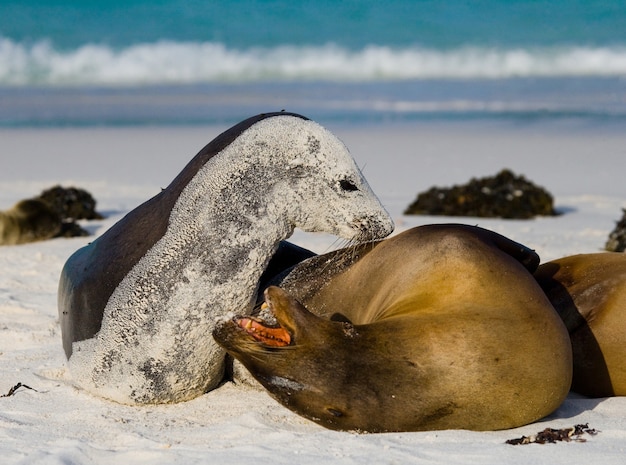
[342,236,371,264]
[322,236,347,254]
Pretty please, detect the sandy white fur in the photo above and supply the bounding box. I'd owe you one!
[68,115,393,404]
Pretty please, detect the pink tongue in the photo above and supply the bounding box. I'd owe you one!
[237,318,291,347]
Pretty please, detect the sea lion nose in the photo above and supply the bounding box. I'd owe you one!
[353,214,395,240]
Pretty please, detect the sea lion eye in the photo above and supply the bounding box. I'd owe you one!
[339,179,358,192]
[326,407,344,417]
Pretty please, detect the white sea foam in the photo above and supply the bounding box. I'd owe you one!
[2,37,626,85]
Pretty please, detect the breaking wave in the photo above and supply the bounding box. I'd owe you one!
[2,37,626,86]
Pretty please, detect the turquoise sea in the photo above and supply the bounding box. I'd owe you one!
[1,0,626,126]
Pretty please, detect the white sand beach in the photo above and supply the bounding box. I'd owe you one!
[1,120,625,464]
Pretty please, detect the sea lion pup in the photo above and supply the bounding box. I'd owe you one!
[214,224,572,433]
[534,252,626,397]
[58,112,394,405]
[0,199,62,245]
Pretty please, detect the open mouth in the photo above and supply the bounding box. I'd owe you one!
[235,302,291,347]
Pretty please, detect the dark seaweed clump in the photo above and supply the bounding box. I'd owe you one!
[38,185,104,221]
[404,169,557,219]
[605,209,626,252]
[506,423,598,445]
[37,185,104,238]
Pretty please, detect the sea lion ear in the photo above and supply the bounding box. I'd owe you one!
[330,313,352,324]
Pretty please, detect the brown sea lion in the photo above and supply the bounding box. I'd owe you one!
[0,199,62,245]
[534,252,626,397]
[214,224,572,432]
[58,112,394,404]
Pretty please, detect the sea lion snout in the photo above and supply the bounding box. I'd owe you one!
[214,286,328,351]
[349,213,395,242]
[262,286,321,340]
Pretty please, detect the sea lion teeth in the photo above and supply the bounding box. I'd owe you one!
[236,317,291,347]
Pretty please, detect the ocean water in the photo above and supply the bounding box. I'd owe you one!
[1,0,626,127]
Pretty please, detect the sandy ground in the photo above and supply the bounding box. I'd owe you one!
[1,120,625,464]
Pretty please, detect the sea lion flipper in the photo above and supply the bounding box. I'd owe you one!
[476,225,540,272]
[497,239,540,272]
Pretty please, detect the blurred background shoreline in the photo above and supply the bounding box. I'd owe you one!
[2,0,625,128]
[2,77,626,128]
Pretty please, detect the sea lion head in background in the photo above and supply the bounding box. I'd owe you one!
[535,252,626,397]
[214,224,572,432]
[59,112,394,404]
[0,199,62,246]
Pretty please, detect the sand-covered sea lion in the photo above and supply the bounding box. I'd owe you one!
[0,199,62,245]
[214,224,572,433]
[534,252,626,397]
[58,112,393,405]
